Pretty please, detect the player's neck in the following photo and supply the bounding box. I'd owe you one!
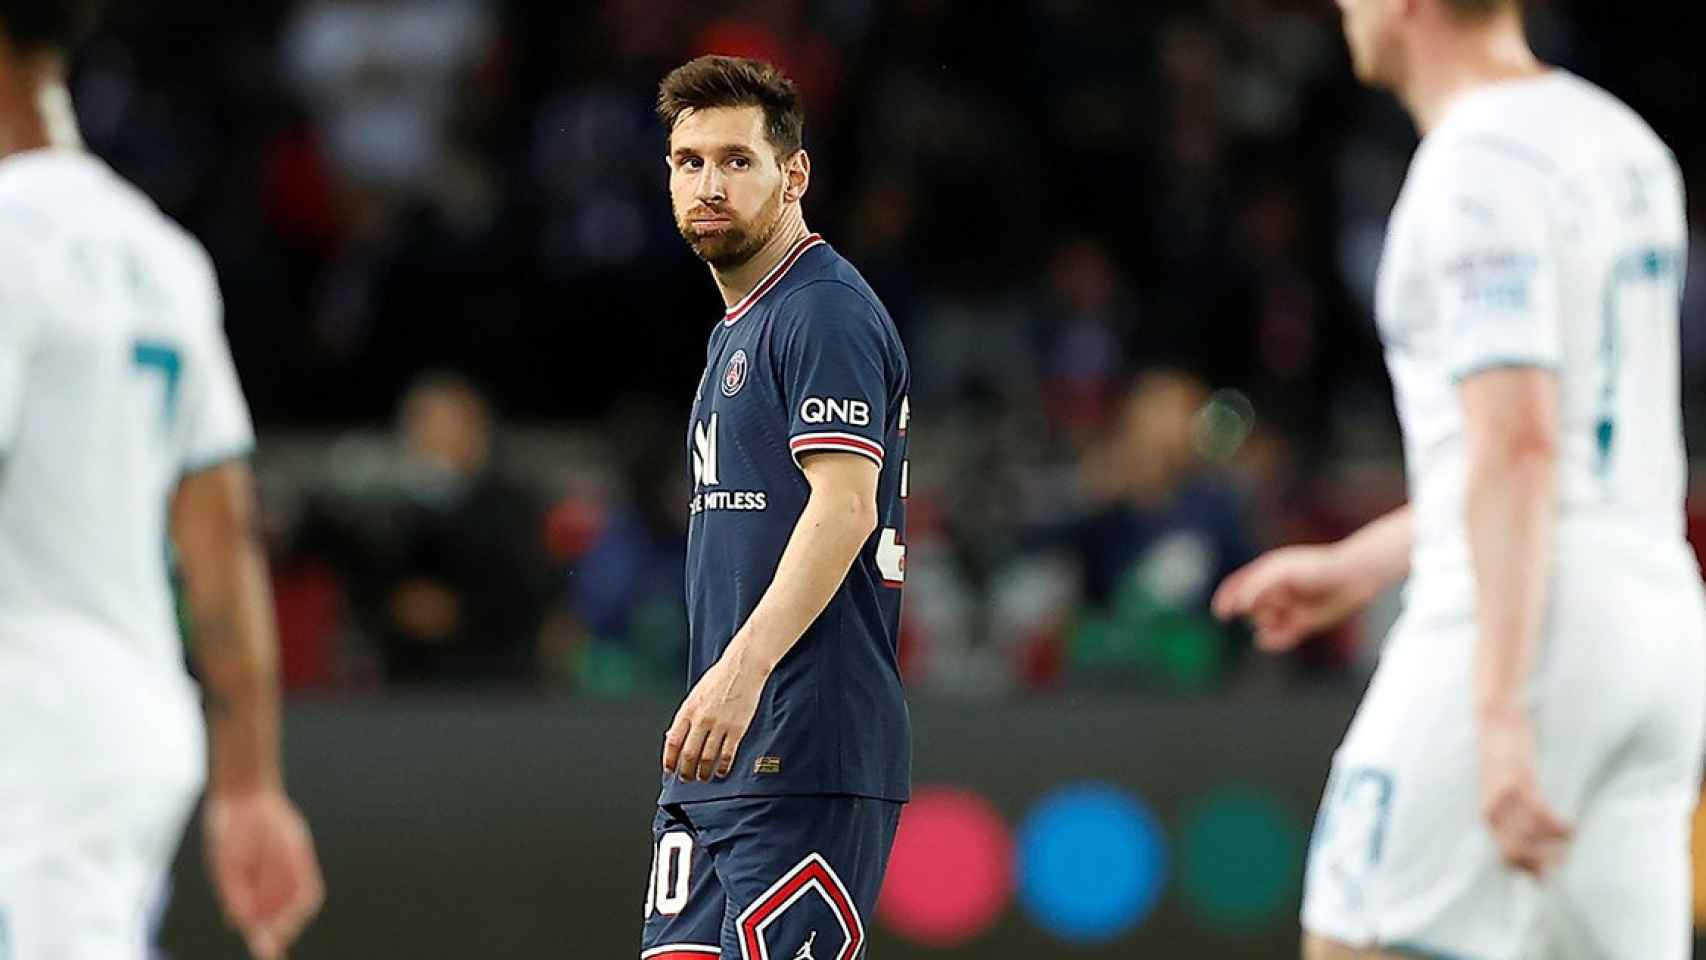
[1399,21,1545,135]
[712,217,812,310]
[0,56,82,161]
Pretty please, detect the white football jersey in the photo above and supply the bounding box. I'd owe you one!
[0,150,254,696]
[1376,71,1690,583]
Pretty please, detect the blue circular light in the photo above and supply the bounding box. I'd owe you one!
[1016,783,1167,943]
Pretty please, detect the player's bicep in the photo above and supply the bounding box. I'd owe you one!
[1459,365,1560,464]
[1427,146,1562,380]
[800,451,880,525]
[780,284,892,472]
[170,459,260,606]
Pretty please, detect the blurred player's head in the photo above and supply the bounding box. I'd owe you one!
[657,55,809,271]
[0,0,101,57]
[400,371,491,481]
[1336,0,1523,91]
[1105,369,1210,501]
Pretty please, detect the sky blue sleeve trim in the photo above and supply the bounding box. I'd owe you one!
[181,443,256,475]
[1449,357,1559,384]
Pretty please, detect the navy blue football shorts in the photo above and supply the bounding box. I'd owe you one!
[639,795,902,959]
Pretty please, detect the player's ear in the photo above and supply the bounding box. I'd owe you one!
[784,149,810,204]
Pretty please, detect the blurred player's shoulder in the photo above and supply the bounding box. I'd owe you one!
[1421,71,1675,180]
[0,150,221,327]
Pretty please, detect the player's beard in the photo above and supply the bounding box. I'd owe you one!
[677,188,785,271]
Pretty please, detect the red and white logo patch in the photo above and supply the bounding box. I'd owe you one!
[722,350,750,398]
[736,853,864,960]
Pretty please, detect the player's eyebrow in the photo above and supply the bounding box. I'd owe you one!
[671,144,755,160]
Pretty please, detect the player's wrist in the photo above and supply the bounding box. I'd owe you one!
[723,631,780,680]
[207,759,286,800]
[1323,540,1380,603]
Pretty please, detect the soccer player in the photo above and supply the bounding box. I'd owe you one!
[639,56,912,960]
[0,4,323,957]
[1213,1,1699,957]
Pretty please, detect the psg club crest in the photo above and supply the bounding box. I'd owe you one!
[722,349,749,397]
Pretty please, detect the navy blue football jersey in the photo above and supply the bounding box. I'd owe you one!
[662,232,911,804]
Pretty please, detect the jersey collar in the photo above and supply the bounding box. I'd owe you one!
[723,232,825,326]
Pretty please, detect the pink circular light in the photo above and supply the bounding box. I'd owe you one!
[878,786,1015,946]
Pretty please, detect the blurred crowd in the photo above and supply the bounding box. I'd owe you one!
[89,0,1706,696]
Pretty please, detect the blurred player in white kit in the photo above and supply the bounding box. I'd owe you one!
[0,2,322,957]
[1214,0,1701,957]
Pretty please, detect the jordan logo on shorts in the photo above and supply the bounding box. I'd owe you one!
[793,931,817,960]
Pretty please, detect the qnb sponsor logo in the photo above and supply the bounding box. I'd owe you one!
[800,397,871,427]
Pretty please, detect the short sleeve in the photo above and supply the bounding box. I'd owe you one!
[180,275,255,473]
[1422,142,1562,380]
[778,282,893,471]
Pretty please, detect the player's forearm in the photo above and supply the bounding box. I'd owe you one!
[1465,441,1555,719]
[726,485,878,676]
[1332,504,1413,598]
[188,535,285,796]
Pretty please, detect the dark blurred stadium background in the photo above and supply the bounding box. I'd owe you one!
[75,0,1706,955]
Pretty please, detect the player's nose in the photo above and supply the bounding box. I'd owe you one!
[694,165,726,203]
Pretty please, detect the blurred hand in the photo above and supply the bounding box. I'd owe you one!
[663,652,765,782]
[205,789,325,960]
[1211,543,1370,652]
[1478,708,1571,878]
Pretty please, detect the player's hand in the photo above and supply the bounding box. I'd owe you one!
[1211,543,1370,652]
[1477,708,1572,878]
[663,650,766,782]
[204,788,325,960]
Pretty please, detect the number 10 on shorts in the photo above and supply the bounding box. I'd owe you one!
[645,832,693,918]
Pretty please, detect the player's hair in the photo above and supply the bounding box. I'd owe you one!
[656,55,804,158]
[0,0,103,55]
[1441,0,1520,21]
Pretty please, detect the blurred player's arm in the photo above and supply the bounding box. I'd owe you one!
[1461,366,1570,876]
[1461,368,1557,723]
[1211,505,1411,651]
[172,460,324,959]
[173,461,282,794]
[1330,504,1413,589]
[664,451,878,782]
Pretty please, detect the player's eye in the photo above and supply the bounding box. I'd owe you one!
[679,157,702,171]
[727,156,751,171]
